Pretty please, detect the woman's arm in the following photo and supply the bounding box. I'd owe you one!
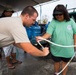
[74,34,76,50]
[42,33,51,39]
[36,33,51,42]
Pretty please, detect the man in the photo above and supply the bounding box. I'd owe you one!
[0,6,49,75]
[0,6,49,56]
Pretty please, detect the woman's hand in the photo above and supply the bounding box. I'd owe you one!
[36,33,51,42]
[36,36,43,42]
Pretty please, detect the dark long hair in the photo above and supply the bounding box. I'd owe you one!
[53,4,70,21]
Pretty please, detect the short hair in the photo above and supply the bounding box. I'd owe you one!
[21,6,38,16]
[53,4,70,21]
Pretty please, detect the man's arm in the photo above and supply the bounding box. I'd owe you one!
[15,42,49,57]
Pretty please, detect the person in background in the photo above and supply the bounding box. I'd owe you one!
[36,4,76,75]
[0,6,49,74]
[0,8,14,60]
[3,44,22,69]
[0,8,22,69]
[0,8,14,18]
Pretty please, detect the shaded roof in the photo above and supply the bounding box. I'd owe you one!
[0,0,57,14]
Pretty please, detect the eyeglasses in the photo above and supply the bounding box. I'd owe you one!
[55,14,63,16]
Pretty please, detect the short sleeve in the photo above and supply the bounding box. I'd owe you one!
[46,20,56,35]
[10,26,30,43]
[71,18,76,34]
[8,18,30,43]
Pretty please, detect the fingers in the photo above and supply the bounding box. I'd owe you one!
[36,36,43,42]
[43,47,49,56]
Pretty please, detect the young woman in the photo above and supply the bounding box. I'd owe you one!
[36,4,76,75]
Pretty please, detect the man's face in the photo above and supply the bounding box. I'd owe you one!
[23,13,38,27]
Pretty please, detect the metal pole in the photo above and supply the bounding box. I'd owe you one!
[40,5,42,24]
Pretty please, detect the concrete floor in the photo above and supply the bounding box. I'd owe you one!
[7,49,76,75]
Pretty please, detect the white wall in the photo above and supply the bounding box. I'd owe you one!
[35,0,76,22]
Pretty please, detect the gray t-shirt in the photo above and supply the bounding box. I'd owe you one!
[0,17,30,47]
